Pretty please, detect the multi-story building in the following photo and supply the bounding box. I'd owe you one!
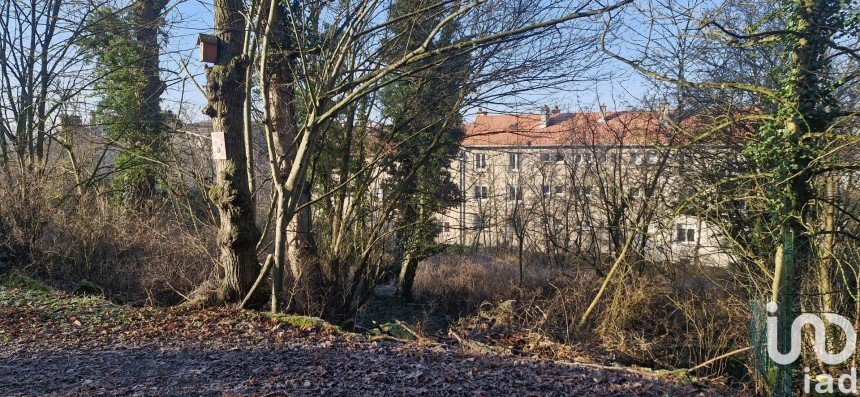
[436,106,734,267]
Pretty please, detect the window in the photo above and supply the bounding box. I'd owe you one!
[474,185,489,200]
[372,188,382,200]
[676,225,696,243]
[508,153,521,171]
[474,153,487,171]
[438,222,451,235]
[678,154,691,172]
[554,185,565,195]
[508,214,524,230]
[630,152,643,165]
[541,184,551,196]
[609,153,619,163]
[632,185,654,198]
[540,216,564,230]
[507,185,522,202]
[645,152,659,165]
[572,152,591,164]
[540,152,552,164]
[572,185,592,197]
[473,214,487,229]
[573,218,592,232]
[554,152,565,163]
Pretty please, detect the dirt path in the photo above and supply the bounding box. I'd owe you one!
[0,286,730,396]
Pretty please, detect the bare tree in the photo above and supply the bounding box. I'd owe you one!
[601,0,860,385]
[235,0,634,318]
[0,0,106,176]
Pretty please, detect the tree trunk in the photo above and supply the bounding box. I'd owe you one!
[771,0,832,303]
[203,0,261,304]
[264,2,322,310]
[395,194,419,301]
[517,234,525,289]
[287,184,320,284]
[133,0,168,198]
[817,175,835,314]
[35,0,61,164]
[397,251,418,302]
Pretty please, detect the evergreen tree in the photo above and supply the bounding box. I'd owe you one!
[82,0,168,202]
[380,0,471,301]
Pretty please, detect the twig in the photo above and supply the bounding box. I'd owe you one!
[448,328,508,354]
[240,254,273,309]
[393,320,448,347]
[394,320,425,340]
[369,334,412,343]
[688,346,751,373]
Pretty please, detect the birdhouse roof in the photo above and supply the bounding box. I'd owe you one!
[197,34,218,45]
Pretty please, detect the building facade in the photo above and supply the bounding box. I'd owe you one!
[436,107,734,267]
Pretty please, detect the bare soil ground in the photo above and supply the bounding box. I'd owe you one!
[0,285,733,396]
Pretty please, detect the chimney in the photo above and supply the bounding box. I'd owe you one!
[658,101,670,121]
[477,107,487,116]
[598,104,608,123]
[552,105,560,114]
[540,105,551,128]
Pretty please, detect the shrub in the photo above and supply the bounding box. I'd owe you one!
[413,249,563,315]
[416,250,749,379]
[0,269,50,292]
[0,175,213,305]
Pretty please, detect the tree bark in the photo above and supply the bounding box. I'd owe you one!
[133,0,168,198]
[397,251,418,301]
[394,179,419,300]
[770,0,833,304]
[818,176,835,314]
[203,0,261,304]
[264,2,322,310]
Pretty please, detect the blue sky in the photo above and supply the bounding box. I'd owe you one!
[161,0,214,122]
[159,0,654,123]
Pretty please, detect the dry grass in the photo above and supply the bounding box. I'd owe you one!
[413,249,565,314]
[414,250,749,378]
[0,173,750,382]
[0,177,214,305]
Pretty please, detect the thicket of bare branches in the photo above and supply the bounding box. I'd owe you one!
[1,0,858,392]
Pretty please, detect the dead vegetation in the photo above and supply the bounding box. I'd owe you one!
[414,250,750,386]
[0,184,750,390]
[0,177,213,305]
[0,175,749,391]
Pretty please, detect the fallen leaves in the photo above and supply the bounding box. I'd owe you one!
[0,285,738,396]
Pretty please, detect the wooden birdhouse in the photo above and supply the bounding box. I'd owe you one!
[197,34,219,63]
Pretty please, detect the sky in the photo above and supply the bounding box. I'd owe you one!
[160,0,215,122]
[159,0,655,123]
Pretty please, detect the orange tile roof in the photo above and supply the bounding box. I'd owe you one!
[463,110,692,147]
